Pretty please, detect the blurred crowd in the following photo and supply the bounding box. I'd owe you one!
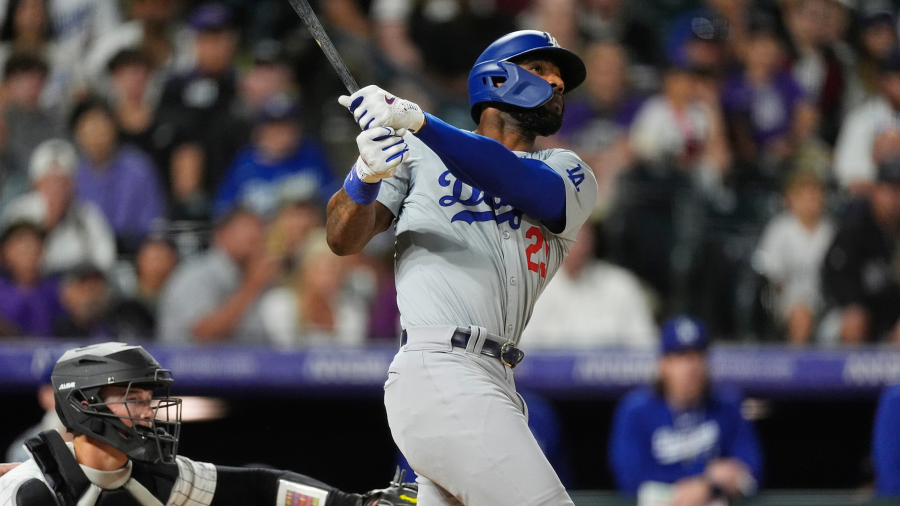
[2,0,900,347]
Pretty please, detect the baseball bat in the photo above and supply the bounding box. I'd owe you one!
[286,0,360,94]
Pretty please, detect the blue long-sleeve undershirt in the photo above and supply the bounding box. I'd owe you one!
[415,113,566,227]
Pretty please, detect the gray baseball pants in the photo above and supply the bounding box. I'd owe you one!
[383,325,574,506]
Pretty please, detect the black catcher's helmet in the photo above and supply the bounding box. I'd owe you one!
[52,343,181,464]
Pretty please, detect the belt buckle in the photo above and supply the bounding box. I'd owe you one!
[500,342,518,368]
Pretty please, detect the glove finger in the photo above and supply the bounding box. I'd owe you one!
[381,138,406,153]
[385,145,409,164]
[338,95,353,109]
[395,128,408,137]
[371,127,397,142]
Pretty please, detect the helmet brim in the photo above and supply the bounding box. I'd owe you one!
[507,46,586,94]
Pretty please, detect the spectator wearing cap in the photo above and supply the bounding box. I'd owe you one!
[754,171,835,344]
[213,96,337,218]
[0,53,64,204]
[721,25,818,172]
[239,42,296,117]
[821,159,900,344]
[0,220,64,337]
[853,4,899,99]
[2,138,116,273]
[834,53,900,195]
[51,265,115,339]
[521,222,656,349]
[873,382,900,497]
[156,2,248,202]
[157,207,279,344]
[71,97,165,255]
[609,316,762,506]
[107,234,179,339]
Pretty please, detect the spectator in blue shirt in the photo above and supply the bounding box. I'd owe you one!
[874,383,900,497]
[609,316,762,506]
[214,96,338,218]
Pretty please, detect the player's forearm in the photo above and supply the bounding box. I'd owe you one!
[326,188,380,256]
[416,113,565,221]
[211,467,363,506]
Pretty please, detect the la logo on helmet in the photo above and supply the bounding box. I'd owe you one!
[544,33,560,48]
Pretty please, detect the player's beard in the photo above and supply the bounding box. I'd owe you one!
[495,100,565,137]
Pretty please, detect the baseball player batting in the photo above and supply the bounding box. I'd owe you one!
[326,31,598,505]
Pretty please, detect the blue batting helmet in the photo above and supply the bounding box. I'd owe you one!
[468,30,586,124]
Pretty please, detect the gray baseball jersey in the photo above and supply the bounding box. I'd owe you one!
[376,133,597,344]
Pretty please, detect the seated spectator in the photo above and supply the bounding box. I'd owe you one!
[267,183,324,272]
[108,235,178,339]
[721,25,818,172]
[780,0,853,144]
[572,0,665,90]
[3,138,116,273]
[0,220,63,336]
[85,0,194,84]
[834,54,900,195]
[260,230,368,347]
[822,160,900,344]
[630,64,731,181]
[853,4,899,100]
[754,172,835,344]
[545,42,642,212]
[52,265,114,339]
[239,45,297,118]
[107,49,174,184]
[156,3,248,201]
[71,97,165,255]
[609,316,762,505]
[873,383,900,497]
[214,96,337,218]
[521,222,656,349]
[0,53,64,206]
[158,207,278,344]
[0,0,82,110]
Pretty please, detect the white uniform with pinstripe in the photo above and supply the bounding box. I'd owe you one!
[0,442,216,506]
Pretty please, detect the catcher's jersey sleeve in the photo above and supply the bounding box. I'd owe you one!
[0,459,45,506]
[170,456,217,506]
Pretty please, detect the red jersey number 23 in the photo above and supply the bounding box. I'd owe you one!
[525,226,549,278]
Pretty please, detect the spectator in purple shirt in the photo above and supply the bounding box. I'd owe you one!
[721,25,818,172]
[71,97,165,256]
[0,220,63,336]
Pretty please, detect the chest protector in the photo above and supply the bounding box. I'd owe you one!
[23,430,176,506]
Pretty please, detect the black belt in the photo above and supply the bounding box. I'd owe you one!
[400,328,525,368]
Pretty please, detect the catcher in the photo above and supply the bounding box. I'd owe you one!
[0,342,417,506]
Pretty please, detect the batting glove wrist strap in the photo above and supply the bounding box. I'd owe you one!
[344,163,381,206]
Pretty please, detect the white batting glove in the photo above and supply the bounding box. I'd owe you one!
[338,85,426,133]
[354,126,410,183]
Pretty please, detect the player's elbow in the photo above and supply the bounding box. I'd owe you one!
[326,232,362,256]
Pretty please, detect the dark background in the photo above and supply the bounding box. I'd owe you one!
[0,391,878,494]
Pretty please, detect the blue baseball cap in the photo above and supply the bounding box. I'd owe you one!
[255,95,301,125]
[189,3,234,32]
[660,316,709,355]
